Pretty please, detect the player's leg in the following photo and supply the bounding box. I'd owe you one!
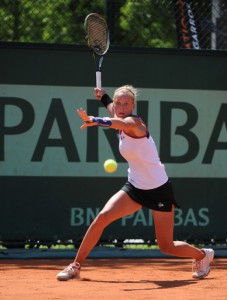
[152,206,214,278]
[152,206,204,258]
[57,190,141,280]
[74,190,142,265]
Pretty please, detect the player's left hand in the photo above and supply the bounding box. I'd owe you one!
[76,108,97,130]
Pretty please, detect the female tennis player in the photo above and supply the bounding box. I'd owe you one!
[57,85,214,281]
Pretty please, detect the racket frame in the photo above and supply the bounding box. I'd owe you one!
[84,13,109,88]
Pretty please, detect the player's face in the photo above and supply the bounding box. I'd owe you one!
[113,93,135,118]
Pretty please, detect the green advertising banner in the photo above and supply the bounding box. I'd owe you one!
[0,85,226,178]
[0,44,226,244]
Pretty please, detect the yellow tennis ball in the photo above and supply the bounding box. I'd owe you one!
[104,159,117,173]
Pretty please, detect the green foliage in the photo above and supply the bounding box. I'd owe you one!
[0,0,176,48]
[119,0,177,47]
[0,0,105,44]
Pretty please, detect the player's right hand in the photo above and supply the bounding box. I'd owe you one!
[94,88,106,100]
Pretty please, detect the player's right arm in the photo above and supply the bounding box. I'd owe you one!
[94,88,114,117]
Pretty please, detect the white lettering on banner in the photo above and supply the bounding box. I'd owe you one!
[174,208,209,226]
[70,207,210,227]
[185,3,200,49]
[121,210,153,226]
[0,85,226,177]
[71,207,100,226]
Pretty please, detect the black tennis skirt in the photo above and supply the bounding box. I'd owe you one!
[121,180,180,212]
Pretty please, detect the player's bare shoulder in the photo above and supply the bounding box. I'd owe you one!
[124,115,147,137]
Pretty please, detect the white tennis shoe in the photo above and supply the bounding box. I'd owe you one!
[57,262,80,281]
[192,248,214,279]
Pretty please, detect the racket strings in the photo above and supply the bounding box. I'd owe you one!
[85,16,109,55]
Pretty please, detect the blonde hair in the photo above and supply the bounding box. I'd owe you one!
[113,85,138,102]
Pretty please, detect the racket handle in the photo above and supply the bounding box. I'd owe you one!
[96,71,102,88]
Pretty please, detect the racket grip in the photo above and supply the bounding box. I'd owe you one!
[96,71,102,88]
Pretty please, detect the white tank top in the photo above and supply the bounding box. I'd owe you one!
[119,119,168,190]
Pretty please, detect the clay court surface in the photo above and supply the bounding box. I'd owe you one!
[0,258,226,300]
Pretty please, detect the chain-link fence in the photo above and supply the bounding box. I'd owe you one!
[0,0,226,50]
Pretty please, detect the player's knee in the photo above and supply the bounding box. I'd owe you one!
[157,242,174,255]
[92,211,110,228]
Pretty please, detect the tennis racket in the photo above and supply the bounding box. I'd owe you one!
[84,13,109,88]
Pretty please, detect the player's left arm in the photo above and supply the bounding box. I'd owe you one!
[110,116,147,137]
[77,108,146,136]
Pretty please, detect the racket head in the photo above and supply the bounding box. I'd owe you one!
[84,13,109,55]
